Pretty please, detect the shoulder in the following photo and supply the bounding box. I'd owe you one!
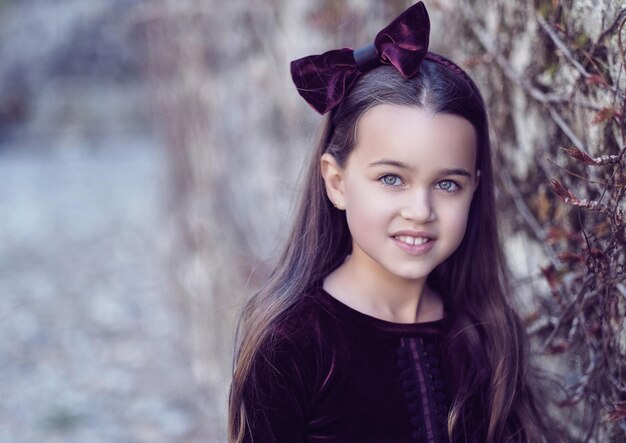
[243,290,332,418]
[266,290,329,355]
[241,293,327,442]
[251,288,340,382]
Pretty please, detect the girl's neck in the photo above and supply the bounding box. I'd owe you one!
[322,255,444,324]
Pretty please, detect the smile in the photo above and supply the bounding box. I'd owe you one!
[394,235,431,246]
[391,233,436,256]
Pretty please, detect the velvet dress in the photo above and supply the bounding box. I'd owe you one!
[242,285,452,443]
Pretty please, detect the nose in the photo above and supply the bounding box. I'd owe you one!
[400,189,435,222]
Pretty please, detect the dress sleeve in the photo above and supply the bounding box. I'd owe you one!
[241,335,312,443]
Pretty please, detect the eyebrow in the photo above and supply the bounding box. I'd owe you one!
[368,160,473,178]
[368,159,412,169]
[439,168,473,178]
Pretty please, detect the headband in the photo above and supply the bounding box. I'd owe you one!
[290,2,471,115]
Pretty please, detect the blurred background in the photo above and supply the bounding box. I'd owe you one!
[1,0,624,442]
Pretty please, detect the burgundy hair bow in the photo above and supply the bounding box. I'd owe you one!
[290,1,430,115]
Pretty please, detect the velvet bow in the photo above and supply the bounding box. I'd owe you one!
[290,1,430,115]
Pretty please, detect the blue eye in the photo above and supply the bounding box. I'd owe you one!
[435,180,460,192]
[380,175,403,187]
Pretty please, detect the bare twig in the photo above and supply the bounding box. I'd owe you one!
[540,273,596,352]
[548,107,587,152]
[536,13,591,79]
[597,8,626,45]
[546,157,626,187]
[536,12,624,99]
[498,167,560,267]
[459,5,597,155]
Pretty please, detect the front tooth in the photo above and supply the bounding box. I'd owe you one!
[398,236,429,245]
[398,235,415,245]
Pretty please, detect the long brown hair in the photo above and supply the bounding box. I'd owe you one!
[229,57,549,442]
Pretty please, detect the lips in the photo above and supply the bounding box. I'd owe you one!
[391,231,436,255]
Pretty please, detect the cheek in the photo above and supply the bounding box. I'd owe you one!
[345,199,380,229]
[439,198,474,239]
[344,188,393,232]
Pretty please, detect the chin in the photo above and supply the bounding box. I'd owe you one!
[389,266,435,282]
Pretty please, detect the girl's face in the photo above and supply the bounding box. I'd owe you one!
[322,104,479,285]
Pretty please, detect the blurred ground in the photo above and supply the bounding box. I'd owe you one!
[0,1,225,441]
[0,137,212,442]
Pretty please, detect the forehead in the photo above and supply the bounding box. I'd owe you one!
[350,104,477,169]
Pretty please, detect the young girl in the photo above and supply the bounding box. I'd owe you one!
[229,2,549,442]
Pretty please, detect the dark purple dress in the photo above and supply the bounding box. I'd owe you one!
[242,286,451,443]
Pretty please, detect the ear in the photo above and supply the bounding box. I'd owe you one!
[474,169,481,192]
[320,153,346,210]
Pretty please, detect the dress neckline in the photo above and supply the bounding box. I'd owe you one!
[313,287,448,337]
